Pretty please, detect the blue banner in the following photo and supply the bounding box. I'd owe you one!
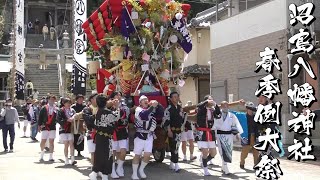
[230,111,248,146]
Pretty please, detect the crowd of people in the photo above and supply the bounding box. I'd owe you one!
[0,91,271,180]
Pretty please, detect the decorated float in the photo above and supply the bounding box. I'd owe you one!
[83,0,191,100]
[83,0,192,162]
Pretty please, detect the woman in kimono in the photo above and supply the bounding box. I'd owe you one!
[89,94,120,180]
[214,101,243,175]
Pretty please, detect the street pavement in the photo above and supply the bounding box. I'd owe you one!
[0,124,320,180]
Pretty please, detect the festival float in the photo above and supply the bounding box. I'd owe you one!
[83,0,192,162]
[83,0,191,99]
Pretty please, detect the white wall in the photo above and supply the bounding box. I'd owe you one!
[184,28,211,67]
[210,0,287,49]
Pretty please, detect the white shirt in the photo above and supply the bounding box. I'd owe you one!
[206,108,212,121]
[33,91,39,99]
[214,111,243,134]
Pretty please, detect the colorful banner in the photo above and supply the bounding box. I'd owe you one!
[71,0,87,95]
[15,0,25,100]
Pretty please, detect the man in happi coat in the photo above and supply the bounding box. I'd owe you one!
[89,94,120,180]
[214,101,243,175]
[82,93,98,167]
[131,95,164,180]
[38,95,58,161]
[71,94,86,157]
[196,95,221,176]
[162,92,185,172]
[109,91,130,178]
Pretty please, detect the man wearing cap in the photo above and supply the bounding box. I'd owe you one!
[162,92,185,172]
[215,101,243,175]
[196,95,221,176]
[0,99,20,152]
[71,94,86,157]
[240,101,259,169]
[131,95,164,180]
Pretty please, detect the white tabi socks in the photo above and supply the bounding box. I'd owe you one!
[139,161,148,179]
[131,164,139,180]
[101,174,109,180]
[203,167,211,176]
[222,162,230,174]
[116,160,125,177]
[89,172,98,180]
[40,150,45,160]
[49,153,53,161]
[169,162,175,170]
[71,156,75,165]
[183,155,187,161]
[65,157,70,165]
[111,162,119,179]
[175,163,180,172]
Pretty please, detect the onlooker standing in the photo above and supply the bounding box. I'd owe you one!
[34,19,40,34]
[22,98,32,137]
[25,80,34,97]
[42,24,49,41]
[50,26,55,40]
[0,99,20,152]
[30,100,40,142]
[33,89,39,100]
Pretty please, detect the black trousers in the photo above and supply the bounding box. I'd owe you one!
[92,134,113,175]
[2,124,15,150]
[27,89,32,97]
[74,134,84,152]
[168,132,181,163]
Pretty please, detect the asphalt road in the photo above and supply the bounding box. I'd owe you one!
[0,124,319,180]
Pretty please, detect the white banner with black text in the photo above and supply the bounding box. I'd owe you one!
[15,0,25,100]
[71,0,87,95]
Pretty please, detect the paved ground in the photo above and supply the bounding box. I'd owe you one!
[0,124,320,180]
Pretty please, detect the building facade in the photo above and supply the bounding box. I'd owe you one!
[210,0,320,144]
